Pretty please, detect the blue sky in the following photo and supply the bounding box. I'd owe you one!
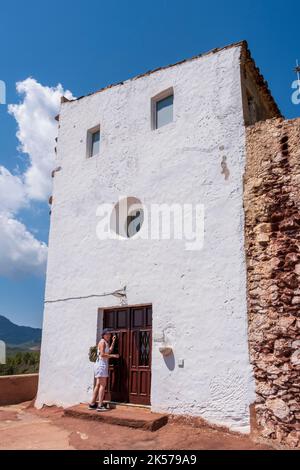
[0,0,299,328]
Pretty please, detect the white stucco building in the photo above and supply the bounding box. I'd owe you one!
[36,41,280,433]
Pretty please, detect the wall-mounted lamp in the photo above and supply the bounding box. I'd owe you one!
[112,286,127,299]
[159,345,173,357]
[155,331,173,356]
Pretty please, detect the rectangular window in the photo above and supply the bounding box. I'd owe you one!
[91,130,100,156]
[87,126,100,158]
[152,88,174,130]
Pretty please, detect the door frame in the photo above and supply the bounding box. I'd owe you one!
[98,304,153,406]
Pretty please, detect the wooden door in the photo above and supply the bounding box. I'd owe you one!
[129,306,152,405]
[103,307,130,403]
[102,305,152,405]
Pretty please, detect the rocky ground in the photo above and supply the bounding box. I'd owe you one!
[0,402,273,450]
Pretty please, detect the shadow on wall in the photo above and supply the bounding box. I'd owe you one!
[163,352,175,371]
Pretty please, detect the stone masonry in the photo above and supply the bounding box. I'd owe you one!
[245,117,300,448]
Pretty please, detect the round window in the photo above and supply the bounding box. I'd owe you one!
[110,197,144,239]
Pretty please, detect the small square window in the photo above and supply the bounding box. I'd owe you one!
[87,126,100,158]
[152,89,174,130]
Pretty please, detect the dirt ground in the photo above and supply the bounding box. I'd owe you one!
[0,402,273,450]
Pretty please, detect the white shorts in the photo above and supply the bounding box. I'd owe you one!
[94,360,109,378]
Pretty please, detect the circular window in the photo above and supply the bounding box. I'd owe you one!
[110,197,144,239]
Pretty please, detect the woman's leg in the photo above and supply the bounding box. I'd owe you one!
[91,379,100,404]
[98,378,107,406]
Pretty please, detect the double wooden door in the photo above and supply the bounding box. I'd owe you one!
[102,305,152,405]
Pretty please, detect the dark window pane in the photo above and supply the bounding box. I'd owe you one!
[127,209,144,238]
[103,311,115,328]
[91,130,100,156]
[146,307,152,326]
[117,310,127,328]
[132,309,143,327]
[156,95,173,128]
[139,331,150,366]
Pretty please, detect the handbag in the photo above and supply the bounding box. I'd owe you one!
[89,345,98,363]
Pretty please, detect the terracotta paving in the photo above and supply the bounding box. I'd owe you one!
[0,402,273,450]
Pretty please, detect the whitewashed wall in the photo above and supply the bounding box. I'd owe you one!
[36,45,255,433]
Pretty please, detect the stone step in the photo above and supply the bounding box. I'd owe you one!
[64,404,168,432]
[104,400,151,410]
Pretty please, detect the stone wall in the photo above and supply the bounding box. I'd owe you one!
[245,117,300,448]
[0,374,39,406]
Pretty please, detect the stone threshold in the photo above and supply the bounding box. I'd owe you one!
[64,404,168,432]
[104,400,151,410]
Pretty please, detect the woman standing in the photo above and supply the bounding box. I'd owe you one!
[89,328,119,411]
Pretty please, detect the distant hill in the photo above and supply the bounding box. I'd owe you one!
[0,315,41,348]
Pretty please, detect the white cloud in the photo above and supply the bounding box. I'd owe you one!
[0,213,48,278]
[0,166,26,213]
[0,78,74,278]
[9,78,73,201]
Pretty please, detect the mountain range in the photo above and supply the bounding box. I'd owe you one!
[0,315,42,349]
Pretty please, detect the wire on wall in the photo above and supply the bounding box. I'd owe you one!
[44,287,127,304]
